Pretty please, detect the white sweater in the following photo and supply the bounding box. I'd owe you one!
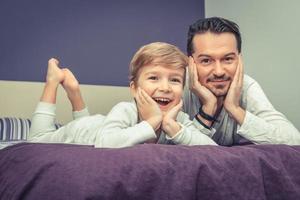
[29,101,217,148]
[183,74,300,145]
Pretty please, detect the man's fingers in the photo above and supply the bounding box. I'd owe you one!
[188,56,200,89]
[188,57,194,86]
[238,55,244,86]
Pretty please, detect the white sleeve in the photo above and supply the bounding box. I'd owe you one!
[29,102,57,140]
[167,112,217,146]
[72,107,90,120]
[94,102,157,148]
[237,81,300,145]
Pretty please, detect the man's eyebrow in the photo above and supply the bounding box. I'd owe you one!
[196,54,211,58]
[195,52,237,58]
[223,52,237,57]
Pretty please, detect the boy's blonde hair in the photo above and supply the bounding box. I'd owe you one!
[129,42,188,86]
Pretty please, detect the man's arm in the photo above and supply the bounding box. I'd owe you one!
[237,77,300,145]
[224,55,246,125]
[187,56,217,128]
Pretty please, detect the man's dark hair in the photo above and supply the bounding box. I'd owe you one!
[187,17,242,56]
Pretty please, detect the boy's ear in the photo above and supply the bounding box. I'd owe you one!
[129,81,137,96]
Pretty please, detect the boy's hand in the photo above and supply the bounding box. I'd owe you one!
[162,100,183,137]
[135,88,162,131]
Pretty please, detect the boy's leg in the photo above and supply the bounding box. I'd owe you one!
[41,58,65,104]
[62,69,89,120]
[29,58,64,140]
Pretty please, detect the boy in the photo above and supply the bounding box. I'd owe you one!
[29,42,217,147]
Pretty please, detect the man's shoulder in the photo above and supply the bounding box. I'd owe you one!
[243,74,259,90]
[243,74,257,84]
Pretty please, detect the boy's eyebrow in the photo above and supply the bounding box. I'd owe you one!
[144,71,184,78]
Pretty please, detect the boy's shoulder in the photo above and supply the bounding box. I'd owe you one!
[176,110,192,122]
[111,101,137,113]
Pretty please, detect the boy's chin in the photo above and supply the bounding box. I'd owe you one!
[159,106,173,115]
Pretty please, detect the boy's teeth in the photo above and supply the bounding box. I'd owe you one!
[155,98,170,102]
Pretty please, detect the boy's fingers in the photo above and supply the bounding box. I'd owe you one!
[140,88,154,104]
[174,100,183,112]
[136,88,145,105]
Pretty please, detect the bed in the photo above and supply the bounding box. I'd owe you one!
[1,118,300,200]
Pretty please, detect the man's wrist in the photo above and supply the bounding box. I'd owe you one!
[225,106,246,125]
[198,105,218,122]
[195,114,212,129]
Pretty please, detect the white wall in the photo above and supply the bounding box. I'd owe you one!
[0,81,131,124]
[205,0,300,130]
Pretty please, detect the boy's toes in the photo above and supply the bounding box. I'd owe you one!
[48,58,59,66]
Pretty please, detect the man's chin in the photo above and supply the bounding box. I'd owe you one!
[209,88,228,97]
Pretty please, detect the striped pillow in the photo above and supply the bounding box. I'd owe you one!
[0,118,61,141]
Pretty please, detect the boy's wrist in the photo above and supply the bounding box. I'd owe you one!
[162,119,181,137]
[146,116,162,131]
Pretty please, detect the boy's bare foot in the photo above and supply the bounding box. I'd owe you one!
[40,58,64,103]
[62,69,85,111]
[61,69,80,94]
[46,58,65,85]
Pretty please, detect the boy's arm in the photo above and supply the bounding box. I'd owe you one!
[166,112,217,145]
[162,100,217,145]
[94,102,157,148]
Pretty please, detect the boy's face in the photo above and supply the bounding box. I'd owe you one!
[131,65,185,113]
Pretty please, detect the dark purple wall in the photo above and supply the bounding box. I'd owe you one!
[0,0,204,86]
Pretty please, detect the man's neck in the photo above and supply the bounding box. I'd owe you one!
[215,96,225,117]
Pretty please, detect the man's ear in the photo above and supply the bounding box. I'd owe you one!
[129,81,137,96]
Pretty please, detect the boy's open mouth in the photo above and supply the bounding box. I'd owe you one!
[153,97,172,106]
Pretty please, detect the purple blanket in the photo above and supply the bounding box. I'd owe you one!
[1,143,300,200]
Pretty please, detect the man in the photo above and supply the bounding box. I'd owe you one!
[183,17,300,145]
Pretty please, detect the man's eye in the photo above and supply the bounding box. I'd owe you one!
[200,58,211,65]
[224,57,234,63]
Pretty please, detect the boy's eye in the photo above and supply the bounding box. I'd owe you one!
[148,76,158,80]
[170,78,182,83]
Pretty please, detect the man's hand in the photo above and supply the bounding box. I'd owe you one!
[188,56,217,115]
[224,55,246,124]
[135,88,162,131]
[162,100,183,137]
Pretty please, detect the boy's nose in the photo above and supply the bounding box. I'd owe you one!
[159,80,171,92]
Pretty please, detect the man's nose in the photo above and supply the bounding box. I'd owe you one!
[213,61,225,76]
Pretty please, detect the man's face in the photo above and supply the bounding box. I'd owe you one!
[130,65,184,114]
[192,32,239,97]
